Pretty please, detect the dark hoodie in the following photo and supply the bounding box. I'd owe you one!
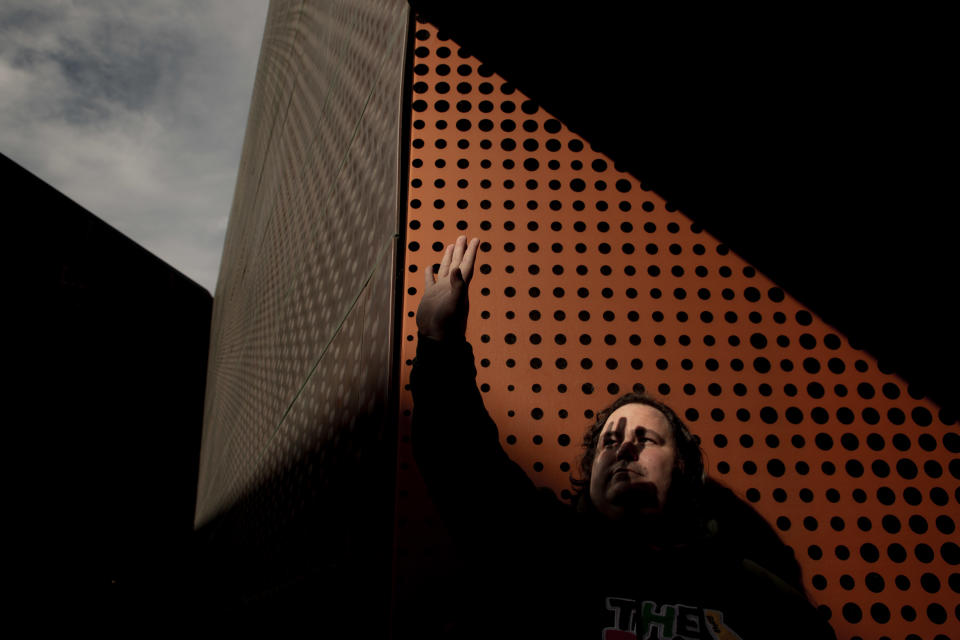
[411,335,836,639]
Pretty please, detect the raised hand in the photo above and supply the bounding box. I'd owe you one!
[417,236,481,342]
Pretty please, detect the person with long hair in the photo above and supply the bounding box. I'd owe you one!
[411,236,835,639]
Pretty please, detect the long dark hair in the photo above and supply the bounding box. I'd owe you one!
[570,391,706,530]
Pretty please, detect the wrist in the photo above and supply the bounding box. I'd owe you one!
[416,320,446,342]
[417,328,467,344]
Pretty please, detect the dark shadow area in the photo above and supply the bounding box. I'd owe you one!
[409,2,957,419]
[4,149,396,630]
[186,401,396,635]
[396,476,815,639]
[6,152,211,623]
[697,478,804,592]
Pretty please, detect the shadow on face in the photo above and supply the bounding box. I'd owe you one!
[588,403,677,521]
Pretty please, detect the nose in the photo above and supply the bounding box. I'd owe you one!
[616,438,642,461]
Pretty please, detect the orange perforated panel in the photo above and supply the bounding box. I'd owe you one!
[393,18,959,640]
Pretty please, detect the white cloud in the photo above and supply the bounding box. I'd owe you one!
[0,0,268,293]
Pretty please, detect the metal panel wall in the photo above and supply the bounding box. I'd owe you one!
[394,19,959,639]
[195,0,408,630]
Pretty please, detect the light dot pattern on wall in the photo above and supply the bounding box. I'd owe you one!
[394,18,960,640]
[198,0,407,525]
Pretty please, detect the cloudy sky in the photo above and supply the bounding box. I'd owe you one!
[0,1,268,293]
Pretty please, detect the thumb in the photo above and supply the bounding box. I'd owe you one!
[424,263,435,290]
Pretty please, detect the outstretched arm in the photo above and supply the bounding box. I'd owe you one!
[410,236,561,545]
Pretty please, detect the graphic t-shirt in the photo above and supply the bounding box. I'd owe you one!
[600,597,743,640]
[581,553,820,640]
[410,336,836,639]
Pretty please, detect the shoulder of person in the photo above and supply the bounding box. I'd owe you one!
[737,558,837,639]
[739,557,804,599]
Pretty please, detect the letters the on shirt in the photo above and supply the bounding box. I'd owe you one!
[603,597,743,640]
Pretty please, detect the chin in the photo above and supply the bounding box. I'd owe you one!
[612,480,658,501]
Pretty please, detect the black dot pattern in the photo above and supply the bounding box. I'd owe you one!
[397,19,960,640]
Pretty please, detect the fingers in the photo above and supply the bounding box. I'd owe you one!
[436,236,479,284]
[437,242,454,279]
[450,235,467,272]
[423,260,435,289]
[459,237,481,284]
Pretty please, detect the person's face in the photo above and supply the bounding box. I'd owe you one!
[589,403,677,521]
